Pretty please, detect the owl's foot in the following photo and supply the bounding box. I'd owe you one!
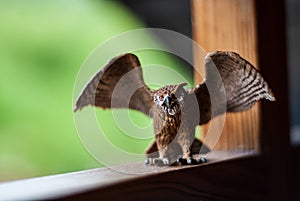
[154,158,170,166]
[145,157,170,166]
[176,157,207,165]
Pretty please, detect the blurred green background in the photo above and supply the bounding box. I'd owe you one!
[0,0,193,181]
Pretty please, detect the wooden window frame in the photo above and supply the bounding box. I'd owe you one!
[1,1,298,200]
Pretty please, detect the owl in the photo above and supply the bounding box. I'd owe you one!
[74,51,275,166]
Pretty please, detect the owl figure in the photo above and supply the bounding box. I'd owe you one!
[145,83,205,165]
[74,52,275,166]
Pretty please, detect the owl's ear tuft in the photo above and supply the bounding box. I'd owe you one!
[174,82,187,96]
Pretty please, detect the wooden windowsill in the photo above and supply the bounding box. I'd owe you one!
[0,150,256,200]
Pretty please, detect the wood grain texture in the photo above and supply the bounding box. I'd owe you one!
[192,0,260,150]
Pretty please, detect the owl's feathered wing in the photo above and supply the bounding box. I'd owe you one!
[191,51,275,125]
[74,51,275,125]
[74,53,154,116]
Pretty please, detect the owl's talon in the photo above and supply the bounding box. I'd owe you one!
[198,157,207,163]
[153,158,163,166]
[187,157,193,164]
[162,158,170,165]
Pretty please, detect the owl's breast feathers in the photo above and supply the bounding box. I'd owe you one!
[153,105,182,147]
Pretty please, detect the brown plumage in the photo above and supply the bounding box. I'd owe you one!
[74,51,275,166]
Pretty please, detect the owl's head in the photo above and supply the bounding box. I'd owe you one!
[154,83,187,115]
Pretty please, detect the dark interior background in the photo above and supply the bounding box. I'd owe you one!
[121,0,192,42]
[121,0,194,77]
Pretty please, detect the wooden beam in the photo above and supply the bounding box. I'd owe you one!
[0,157,267,201]
[192,0,260,151]
[61,156,268,201]
[0,151,255,200]
[255,0,290,200]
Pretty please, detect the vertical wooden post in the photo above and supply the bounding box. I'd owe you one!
[255,0,289,199]
[192,0,259,151]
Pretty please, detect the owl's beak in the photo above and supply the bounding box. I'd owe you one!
[162,96,171,109]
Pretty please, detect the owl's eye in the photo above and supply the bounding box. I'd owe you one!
[159,96,164,101]
[154,95,162,104]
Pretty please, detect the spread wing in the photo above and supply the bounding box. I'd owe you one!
[190,51,275,125]
[74,53,154,116]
